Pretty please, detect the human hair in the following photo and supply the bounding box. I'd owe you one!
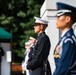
[65,13,76,24]
[42,24,48,31]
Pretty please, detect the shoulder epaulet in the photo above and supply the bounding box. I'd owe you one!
[64,34,74,44]
[64,38,73,43]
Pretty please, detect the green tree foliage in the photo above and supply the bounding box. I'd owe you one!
[0,0,44,63]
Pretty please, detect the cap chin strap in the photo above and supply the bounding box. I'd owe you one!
[57,9,72,16]
[57,9,72,13]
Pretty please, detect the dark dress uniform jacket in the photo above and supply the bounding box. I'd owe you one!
[53,28,76,75]
[0,47,4,62]
[27,32,51,75]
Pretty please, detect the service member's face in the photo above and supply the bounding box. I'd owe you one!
[56,15,70,30]
[34,24,42,34]
[29,39,36,44]
[25,45,30,49]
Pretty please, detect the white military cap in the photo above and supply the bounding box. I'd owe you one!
[34,16,49,25]
[25,42,30,45]
[29,36,36,40]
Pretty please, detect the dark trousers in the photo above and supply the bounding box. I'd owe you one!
[32,68,43,75]
[24,71,26,75]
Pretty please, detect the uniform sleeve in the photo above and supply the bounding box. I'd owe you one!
[27,37,50,70]
[53,38,75,75]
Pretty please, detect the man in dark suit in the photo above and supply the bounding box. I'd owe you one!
[53,2,76,75]
[0,44,4,75]
[27,17,51,75]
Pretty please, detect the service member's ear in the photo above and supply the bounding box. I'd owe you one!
[65,16,71,23]
[40,25,44,30]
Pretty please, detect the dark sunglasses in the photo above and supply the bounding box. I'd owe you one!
[34,23,42,26]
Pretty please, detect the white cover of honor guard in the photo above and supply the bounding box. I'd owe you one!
[29,36,36,40]
[25,42,30,46]
[34,16,49,25]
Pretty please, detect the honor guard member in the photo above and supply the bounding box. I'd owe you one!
[27,17,51,75]
[0,44,4,75]
[53,2,76,75]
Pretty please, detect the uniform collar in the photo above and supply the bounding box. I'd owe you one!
[38,32,45,36]
[61,28,73,38]
[61,29,70,37]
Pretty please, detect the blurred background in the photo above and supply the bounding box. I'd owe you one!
[0,0,44,75]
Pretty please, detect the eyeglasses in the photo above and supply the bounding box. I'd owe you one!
[34,23,42,26]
